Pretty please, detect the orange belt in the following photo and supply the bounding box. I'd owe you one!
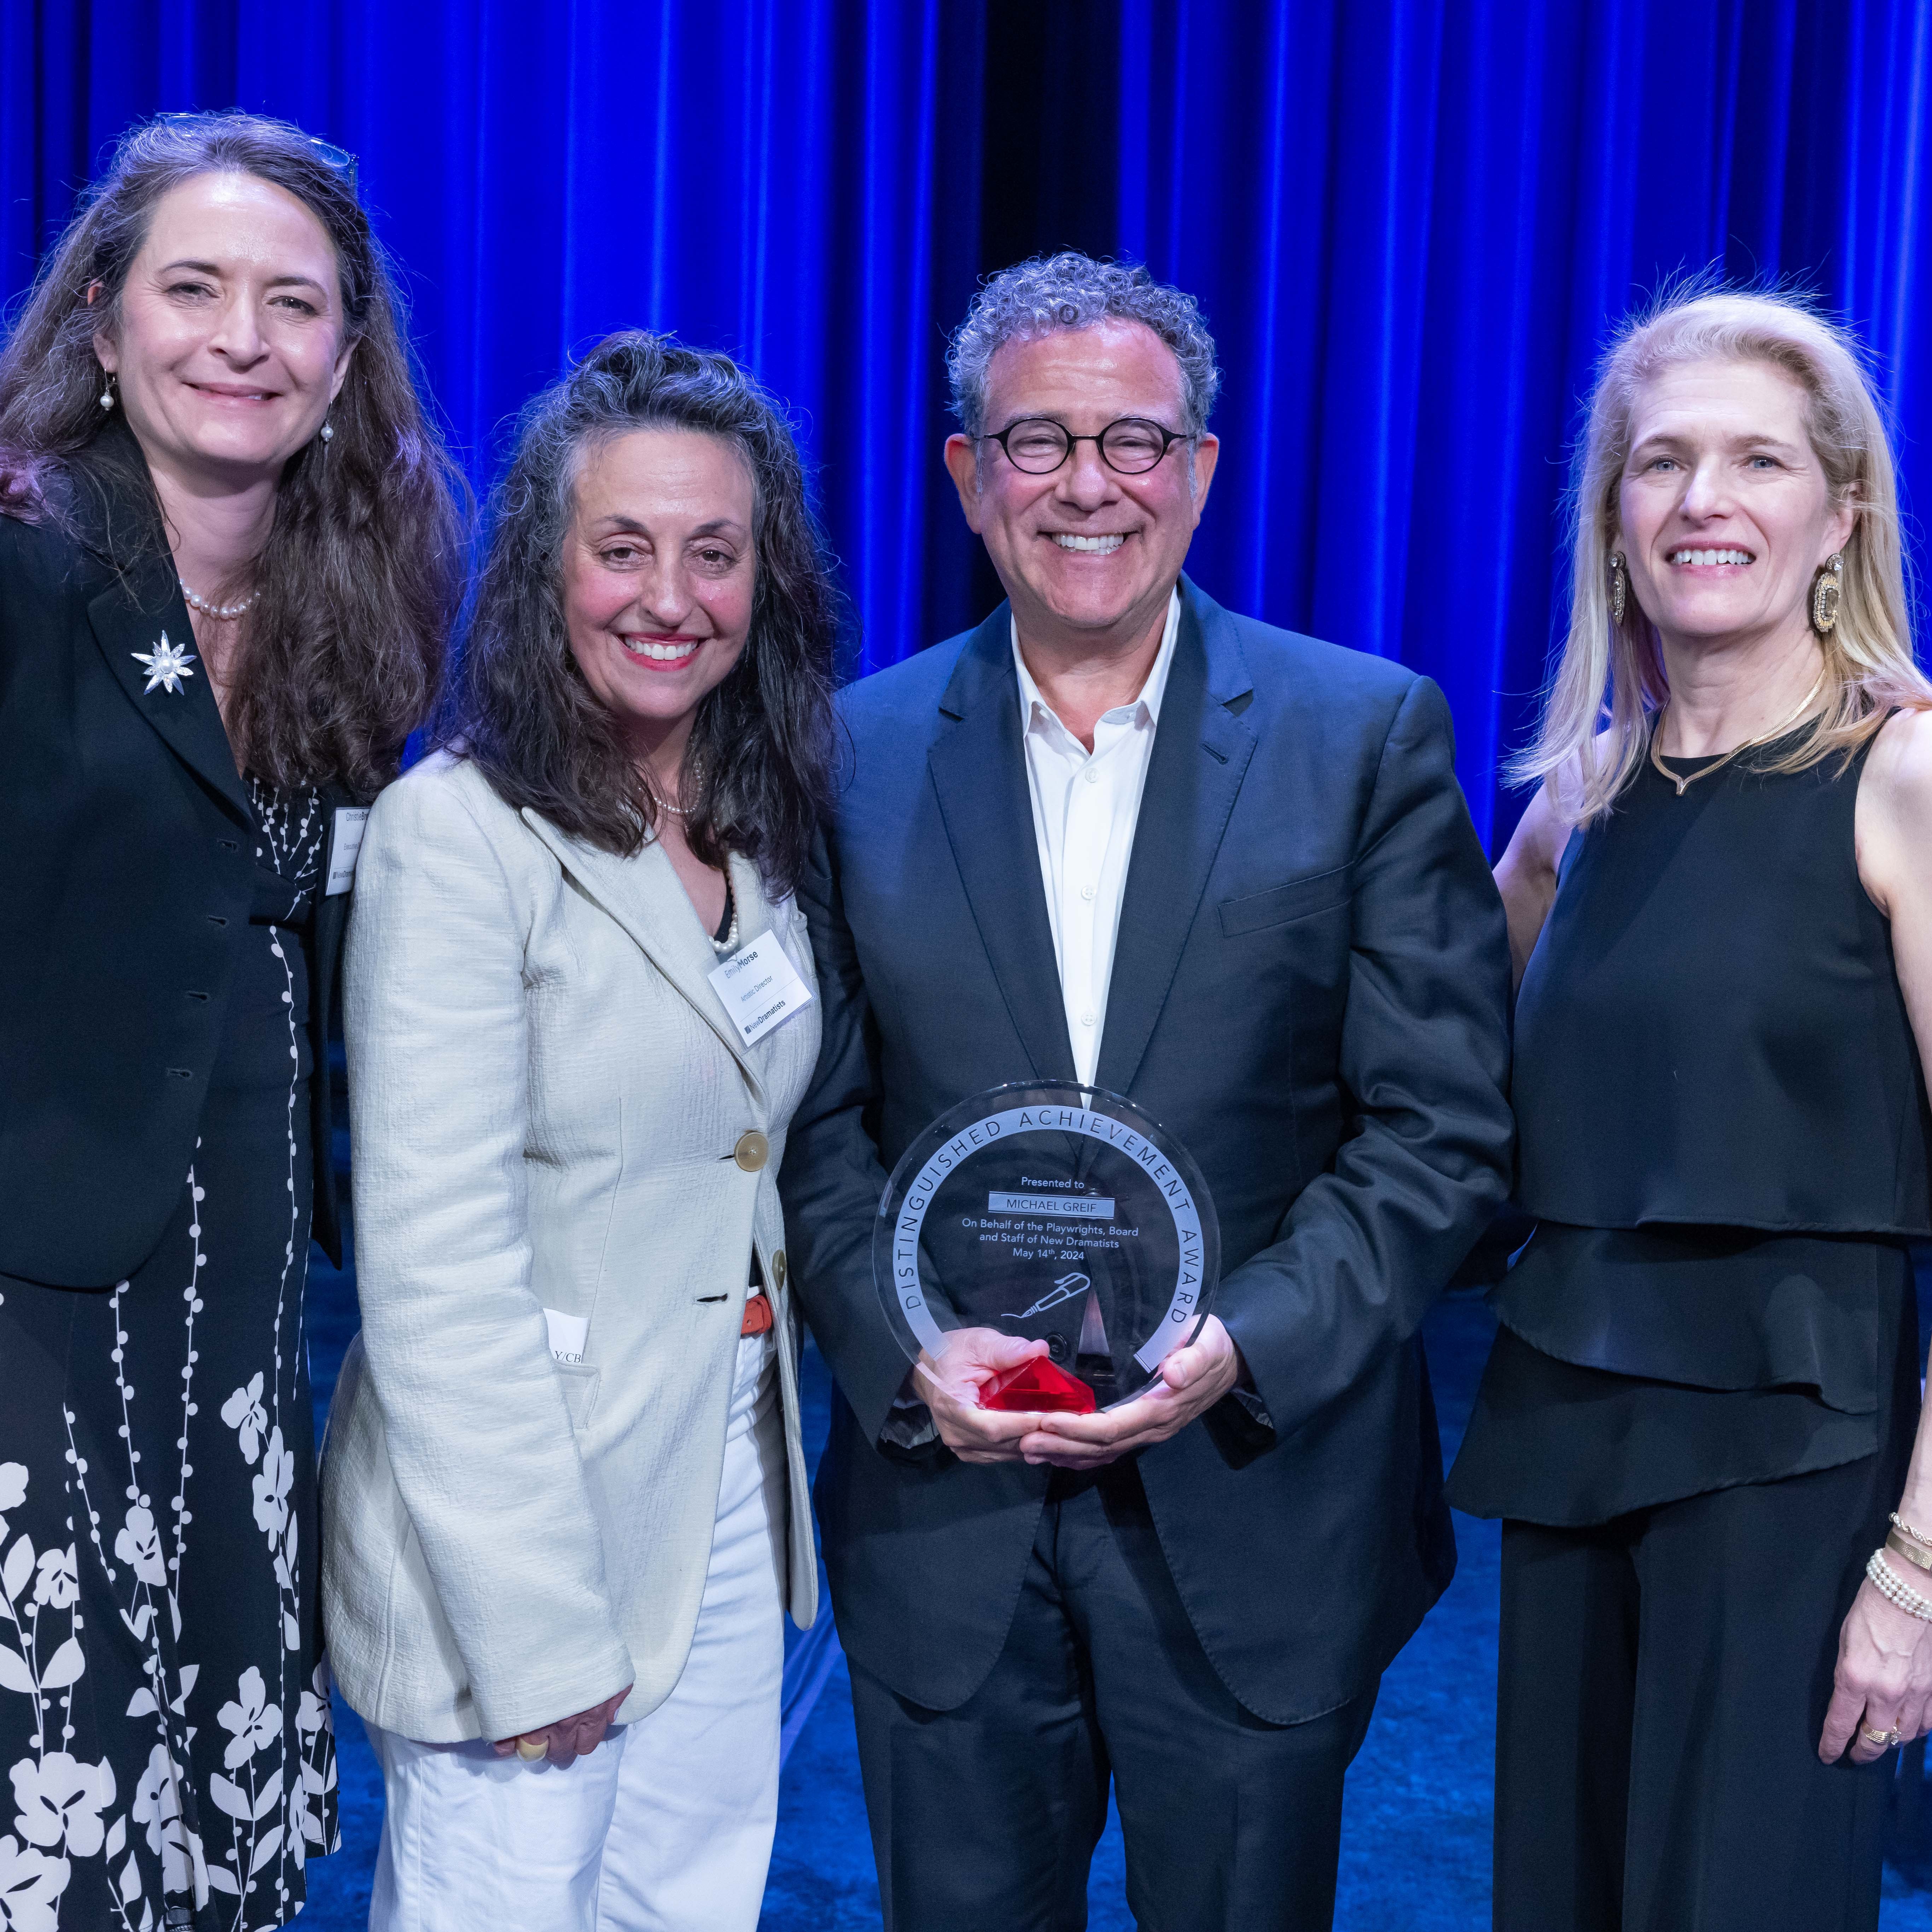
[740,1291,774,1337]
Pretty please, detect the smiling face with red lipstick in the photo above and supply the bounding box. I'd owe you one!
[94,171,353,492]
[560,427,757,776]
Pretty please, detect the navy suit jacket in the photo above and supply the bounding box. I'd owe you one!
[779,576,1513,1722]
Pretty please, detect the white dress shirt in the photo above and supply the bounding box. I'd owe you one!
[1013,590,1181,1087]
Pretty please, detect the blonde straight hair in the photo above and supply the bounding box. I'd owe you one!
[1513,289,1931,821]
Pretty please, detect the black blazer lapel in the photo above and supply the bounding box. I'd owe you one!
[926,606,1078,1086]
[87,562,251,827]
[1095,578,1256,1097]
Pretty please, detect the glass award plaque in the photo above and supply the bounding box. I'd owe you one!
[874,1083,1220,1413]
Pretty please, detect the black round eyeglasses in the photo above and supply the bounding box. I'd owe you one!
[980,416,1191,477]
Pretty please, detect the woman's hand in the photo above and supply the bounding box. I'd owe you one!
[1819,1574,1932,1764]
[493,1683,631,1770]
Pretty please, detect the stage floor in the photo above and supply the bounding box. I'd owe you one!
[299,1242,1932,1929]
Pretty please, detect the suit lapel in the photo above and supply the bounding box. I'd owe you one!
[88,562,251,827]
[1095,579,1256,1097]
[520,813,769,1105]
[925,606,1078,1086]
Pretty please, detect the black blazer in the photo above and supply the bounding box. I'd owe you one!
[779,577,1515,1723]
[0,487,347,1291]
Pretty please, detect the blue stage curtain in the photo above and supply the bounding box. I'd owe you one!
[0,0,989,677]
[4,1,1928,846]
[1117,0,1932,843]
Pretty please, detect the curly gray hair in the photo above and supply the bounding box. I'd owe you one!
[946,252,1221,438]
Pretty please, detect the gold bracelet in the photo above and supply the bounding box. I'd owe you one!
[1886,1529,1932,1573]
[1890,1512,1932,1549]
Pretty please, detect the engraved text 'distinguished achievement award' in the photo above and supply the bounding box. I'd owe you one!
[873,1083,1221,1414]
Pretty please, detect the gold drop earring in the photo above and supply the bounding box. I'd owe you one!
[1811,554,1844,635]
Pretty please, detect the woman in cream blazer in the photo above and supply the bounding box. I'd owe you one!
[322,334,839,1932]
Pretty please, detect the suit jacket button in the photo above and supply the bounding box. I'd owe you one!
[733,1130,769,1172]
[771,1249,786,1288]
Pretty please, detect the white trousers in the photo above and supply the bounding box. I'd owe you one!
[366,1332,787,1932]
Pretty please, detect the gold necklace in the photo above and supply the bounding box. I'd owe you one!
[1648,674,1826,797]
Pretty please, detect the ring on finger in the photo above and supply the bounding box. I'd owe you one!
[1860,1723,1902,1750]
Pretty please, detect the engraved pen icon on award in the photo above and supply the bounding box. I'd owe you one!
[874,1083,1221,1413]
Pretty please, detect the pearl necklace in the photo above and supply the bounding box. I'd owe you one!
[643,779,733,950]
[710,880,740,954]
[180,579,258,621]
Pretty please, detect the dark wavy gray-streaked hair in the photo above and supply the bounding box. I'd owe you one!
[447,331,839,894]
[947,253,1221,437]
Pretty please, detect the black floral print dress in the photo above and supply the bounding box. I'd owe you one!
[0,778,339,1932]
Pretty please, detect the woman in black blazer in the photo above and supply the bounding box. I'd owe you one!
[0,114,460,1929]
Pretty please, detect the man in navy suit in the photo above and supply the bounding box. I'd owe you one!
[780,252,1513,1931]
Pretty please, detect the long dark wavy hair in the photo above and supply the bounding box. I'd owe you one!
[449,331,839,895]
[0,111,465,800]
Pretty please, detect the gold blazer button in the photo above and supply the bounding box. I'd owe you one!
[734,1130,770,1172]
[771,1249,787,1288]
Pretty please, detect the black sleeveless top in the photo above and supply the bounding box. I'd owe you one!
[1448,729,1929,1524]
[1514,732,1931,1235]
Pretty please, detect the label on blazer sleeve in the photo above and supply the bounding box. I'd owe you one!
[324,806,371,896]
[543,1309,589,1365]
[707,931,814,1049]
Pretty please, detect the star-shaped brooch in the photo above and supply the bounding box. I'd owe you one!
[131,632,197,695]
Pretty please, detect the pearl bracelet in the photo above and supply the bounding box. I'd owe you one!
[1867,1548,1932,1622]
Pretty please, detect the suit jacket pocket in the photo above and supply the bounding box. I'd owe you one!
[1218,865,1355,937]
[551,1359,602,1432]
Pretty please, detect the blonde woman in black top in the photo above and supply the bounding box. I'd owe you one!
[1450,290,1932,1930]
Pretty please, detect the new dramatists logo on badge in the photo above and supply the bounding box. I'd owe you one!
[705,931,815,1049]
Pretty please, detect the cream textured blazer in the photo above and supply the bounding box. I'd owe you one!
[321,751,820,1745]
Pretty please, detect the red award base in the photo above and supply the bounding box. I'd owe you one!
[980,1356,1096,1415]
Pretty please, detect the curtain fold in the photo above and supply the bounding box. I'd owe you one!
[1119,0,1931,844]
[4,0,1926,847]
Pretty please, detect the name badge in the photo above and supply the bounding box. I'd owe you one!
[324,807,371,896]
[543,1309,589,1365]
[707,931,814,1049]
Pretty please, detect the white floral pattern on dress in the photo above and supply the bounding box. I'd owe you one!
[0,1829,70,1932]
[1,1455,163,1931]
[0,781,337,1930]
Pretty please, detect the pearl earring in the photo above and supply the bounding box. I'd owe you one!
[319,420,334,443]
[98,373,117,412]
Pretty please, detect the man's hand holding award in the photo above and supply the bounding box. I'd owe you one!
[873,1083,1235,1467]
